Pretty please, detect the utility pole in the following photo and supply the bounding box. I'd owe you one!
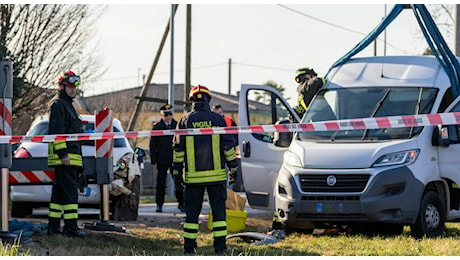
[456,5,460,56]
[184,4,192,113]
[228,58,232,95]
[169,4,175,108]
[127,5,179,131]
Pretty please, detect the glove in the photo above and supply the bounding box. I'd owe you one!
[172,162,184,183]
[227,160,239,185]
[78,171,87,193]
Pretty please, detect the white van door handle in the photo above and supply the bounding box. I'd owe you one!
[242,141,251,157]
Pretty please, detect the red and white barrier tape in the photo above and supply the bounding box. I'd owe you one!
[2,112,460,144]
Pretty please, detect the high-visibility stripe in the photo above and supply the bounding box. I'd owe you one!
[224,148,236,162]
[212,135,221,171]
[184,169,227,184]
[185,136,195,172]
[53,141,67,150]
[183,222,199,239]
[173,151,184,163]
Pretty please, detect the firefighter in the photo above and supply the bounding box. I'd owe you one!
[172,85,239,255]
[47,70,85,238]
[294,67,325,118]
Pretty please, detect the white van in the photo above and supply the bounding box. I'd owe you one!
[238,55,460,238]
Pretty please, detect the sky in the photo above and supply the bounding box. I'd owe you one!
[81,3,455,106]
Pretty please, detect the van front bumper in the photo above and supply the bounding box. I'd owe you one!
[275,165,424,227]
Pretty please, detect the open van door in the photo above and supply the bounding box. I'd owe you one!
[238,84,300,210]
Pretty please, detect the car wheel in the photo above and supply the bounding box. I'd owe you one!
[11,202,33,218]
[410,191,445,238]
[111,175,140,221]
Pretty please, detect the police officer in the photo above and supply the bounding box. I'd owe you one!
[294,67,325,118]
[47,70,85,238]
[172,85,239,255]
[149,104,184,213]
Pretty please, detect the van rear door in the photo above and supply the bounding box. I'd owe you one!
[238,84,299,210]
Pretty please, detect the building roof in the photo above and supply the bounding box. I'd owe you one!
[78,83,240,114]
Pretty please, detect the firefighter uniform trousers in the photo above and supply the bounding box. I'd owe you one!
[183,182,227,253]
[48,166,81,231]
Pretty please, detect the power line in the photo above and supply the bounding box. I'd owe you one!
[277,4,409,54]
[277,4,368,37]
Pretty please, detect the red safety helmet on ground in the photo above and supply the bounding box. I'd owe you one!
[189,84,212,101]
[57,70,81,89]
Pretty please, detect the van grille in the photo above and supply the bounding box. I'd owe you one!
[299,174,370,192]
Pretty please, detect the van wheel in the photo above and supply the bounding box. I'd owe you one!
[410,191,445,238]
[11,202,33,218]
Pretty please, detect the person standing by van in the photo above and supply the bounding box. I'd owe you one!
[173,85,239,255]
[149,104,184,213]
[47,70,85,238]
[294,67,325,118]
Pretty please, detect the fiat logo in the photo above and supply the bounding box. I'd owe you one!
[327,175,337,186]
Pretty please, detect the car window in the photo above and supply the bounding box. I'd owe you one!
[28,121,127,147]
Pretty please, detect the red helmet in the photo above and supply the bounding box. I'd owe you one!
[189,84,212,101]
[57,70,81,89]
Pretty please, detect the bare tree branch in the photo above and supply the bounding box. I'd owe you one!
[0,4,107,134]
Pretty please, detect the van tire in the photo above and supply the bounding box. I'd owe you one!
[410,191,445,238]
[11,202,33,218]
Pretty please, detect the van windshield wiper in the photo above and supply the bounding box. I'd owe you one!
[361,89,391,140]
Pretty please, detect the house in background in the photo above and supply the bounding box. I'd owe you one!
[78,83,240,129]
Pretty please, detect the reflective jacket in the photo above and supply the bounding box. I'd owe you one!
[173,101,237,185]
[47,91,83,167]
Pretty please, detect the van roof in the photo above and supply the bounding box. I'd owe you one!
[327,55,450,89]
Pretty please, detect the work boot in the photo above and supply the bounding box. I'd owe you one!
[214,237,226,255]
[156,206,163,213]
[63,219,86,238]
[47,218,61,236]
[62,227,86,238]
[184,238,197,255]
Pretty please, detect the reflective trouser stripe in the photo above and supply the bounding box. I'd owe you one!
[63,204,78,220]
[211,220,227,238]
[183,222,199,239]
[48,203,64,218]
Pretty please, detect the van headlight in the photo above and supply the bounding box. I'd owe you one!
[284,150,302,167]
[373,149,419,167]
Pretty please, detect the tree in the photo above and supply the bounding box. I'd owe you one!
[254,80,288,104]
[0,4,107,134]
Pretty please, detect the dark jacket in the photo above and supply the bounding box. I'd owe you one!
[297,76,325,110]
[149,118,177,165]
[173,101,236,185]
[47,91,83,167]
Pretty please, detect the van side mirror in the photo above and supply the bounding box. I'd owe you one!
[134,147,146,169]
[274,119,293,148]
[433,125,450,147]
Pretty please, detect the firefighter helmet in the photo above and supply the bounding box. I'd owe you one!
[57,70,81,89]
[295,67,317,83]
[189,84,212,101]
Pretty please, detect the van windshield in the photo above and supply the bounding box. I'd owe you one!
[299,87,437,141]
